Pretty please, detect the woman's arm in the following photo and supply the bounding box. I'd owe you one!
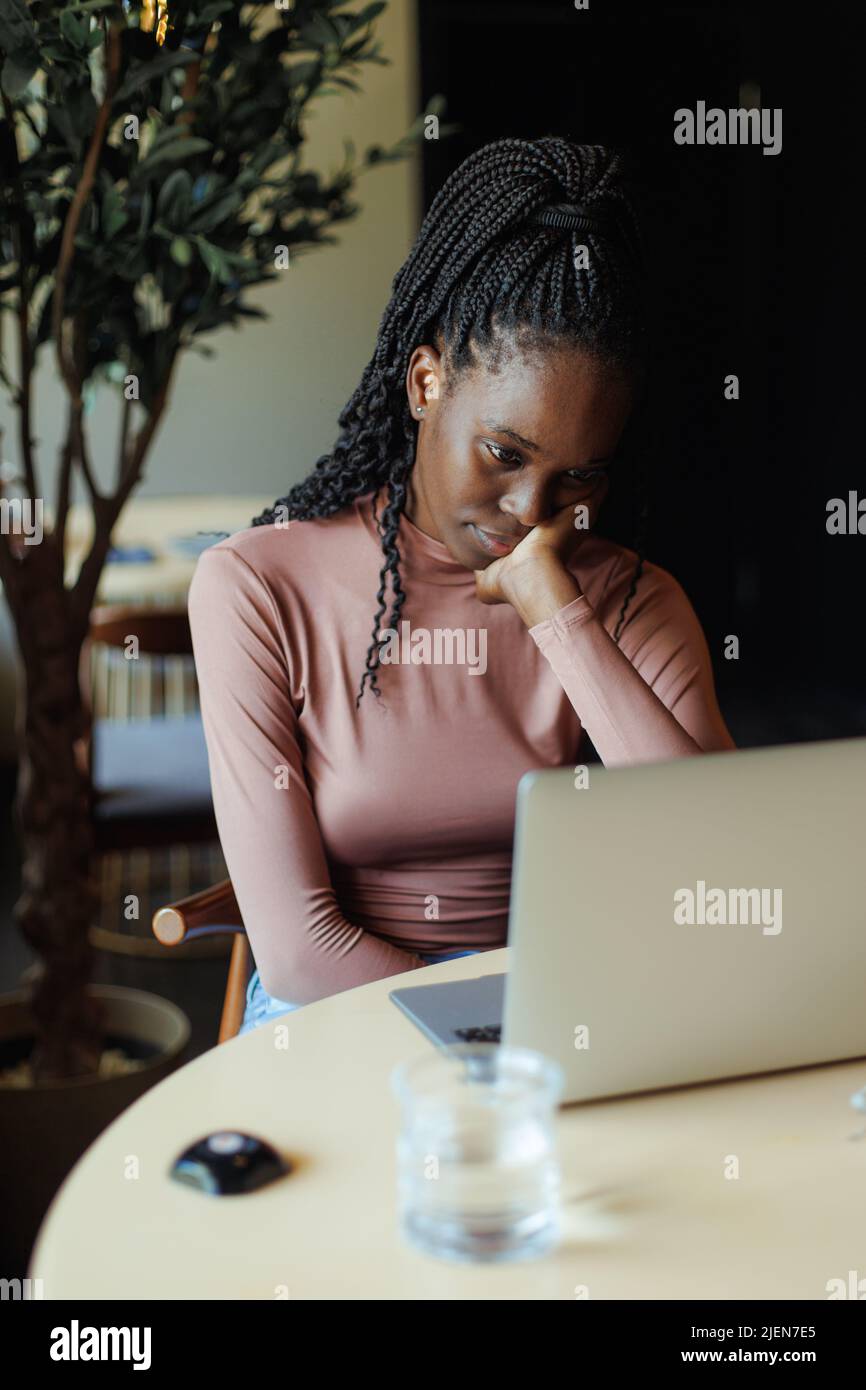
[504,556,735,766]
[187,544,428,1005]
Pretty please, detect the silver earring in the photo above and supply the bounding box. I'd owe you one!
[416,405,425,414]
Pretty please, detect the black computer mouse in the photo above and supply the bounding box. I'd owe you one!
[170,1131,292,1195]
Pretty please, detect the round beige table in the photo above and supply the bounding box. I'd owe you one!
[30,949,866,1299]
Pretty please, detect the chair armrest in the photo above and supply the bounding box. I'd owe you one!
[152,878,243,946]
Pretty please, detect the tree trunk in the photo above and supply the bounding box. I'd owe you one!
[9,535,105,1081]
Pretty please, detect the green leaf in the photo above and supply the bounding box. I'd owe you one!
[64,0,118,11]
[147,124,192,155]
[288,59,321,90]
[298,14,343,49]
[63,0,117,11]
[60,11,90,48]
[101,187,128,240]
[189,188,244,234]
[0,0,39,96]
[137,187,153,238]
[115,49,199,103]
[170,237,193,267]
[1,54,37,98]
[194,237,233,283]
[137,138,212,174]
[0,0,35,45]
[156,168,193,226]
[356,2,388,23]
[220,251,260,271]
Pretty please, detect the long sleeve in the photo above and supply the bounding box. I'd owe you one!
[187,544,428,1005]
[527,559,735,767]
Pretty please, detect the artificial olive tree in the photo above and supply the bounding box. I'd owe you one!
[0,0,437,1078]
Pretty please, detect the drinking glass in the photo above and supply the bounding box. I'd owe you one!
[391,1043,565,1263]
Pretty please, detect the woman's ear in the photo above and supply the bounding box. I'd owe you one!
[405,345,443,418]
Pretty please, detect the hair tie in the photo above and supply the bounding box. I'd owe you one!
[526,202,609,235]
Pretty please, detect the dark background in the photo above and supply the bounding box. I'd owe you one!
[417,0,863,745]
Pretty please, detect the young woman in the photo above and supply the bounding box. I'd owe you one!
[188,137,735,1035]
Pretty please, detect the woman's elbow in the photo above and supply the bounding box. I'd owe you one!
[257,951,325,1009]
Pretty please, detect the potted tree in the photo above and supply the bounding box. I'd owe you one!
[0,0,437,1267]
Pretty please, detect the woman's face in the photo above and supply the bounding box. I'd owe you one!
[404,337,634,569]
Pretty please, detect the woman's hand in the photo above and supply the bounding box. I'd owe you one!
[473,478,607,612]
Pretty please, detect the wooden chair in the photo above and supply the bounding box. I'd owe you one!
[152,880,251,1043]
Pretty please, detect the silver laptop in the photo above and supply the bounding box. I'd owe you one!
[390,736,866,1104]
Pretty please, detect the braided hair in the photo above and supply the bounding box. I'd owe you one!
[253,137,648,707]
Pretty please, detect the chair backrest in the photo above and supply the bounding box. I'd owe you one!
[87,605,194,656]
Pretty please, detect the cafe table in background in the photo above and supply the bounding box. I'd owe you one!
[64,494,272,606]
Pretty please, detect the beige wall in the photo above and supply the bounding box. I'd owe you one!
[0,2,420,758]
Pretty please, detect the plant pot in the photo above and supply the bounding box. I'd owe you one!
[0,984,190,1275]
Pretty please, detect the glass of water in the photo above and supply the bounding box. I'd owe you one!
[391,1043,565,1263]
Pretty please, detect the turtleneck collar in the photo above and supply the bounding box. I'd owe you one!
[355,487,477,587]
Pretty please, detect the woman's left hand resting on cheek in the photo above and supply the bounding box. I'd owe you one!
[474,480,608,627]
[473,478,737,761]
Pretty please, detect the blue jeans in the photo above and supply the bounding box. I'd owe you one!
[239,949,482,1036]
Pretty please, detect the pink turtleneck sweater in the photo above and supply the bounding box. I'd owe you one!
[187,488,734,1005]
